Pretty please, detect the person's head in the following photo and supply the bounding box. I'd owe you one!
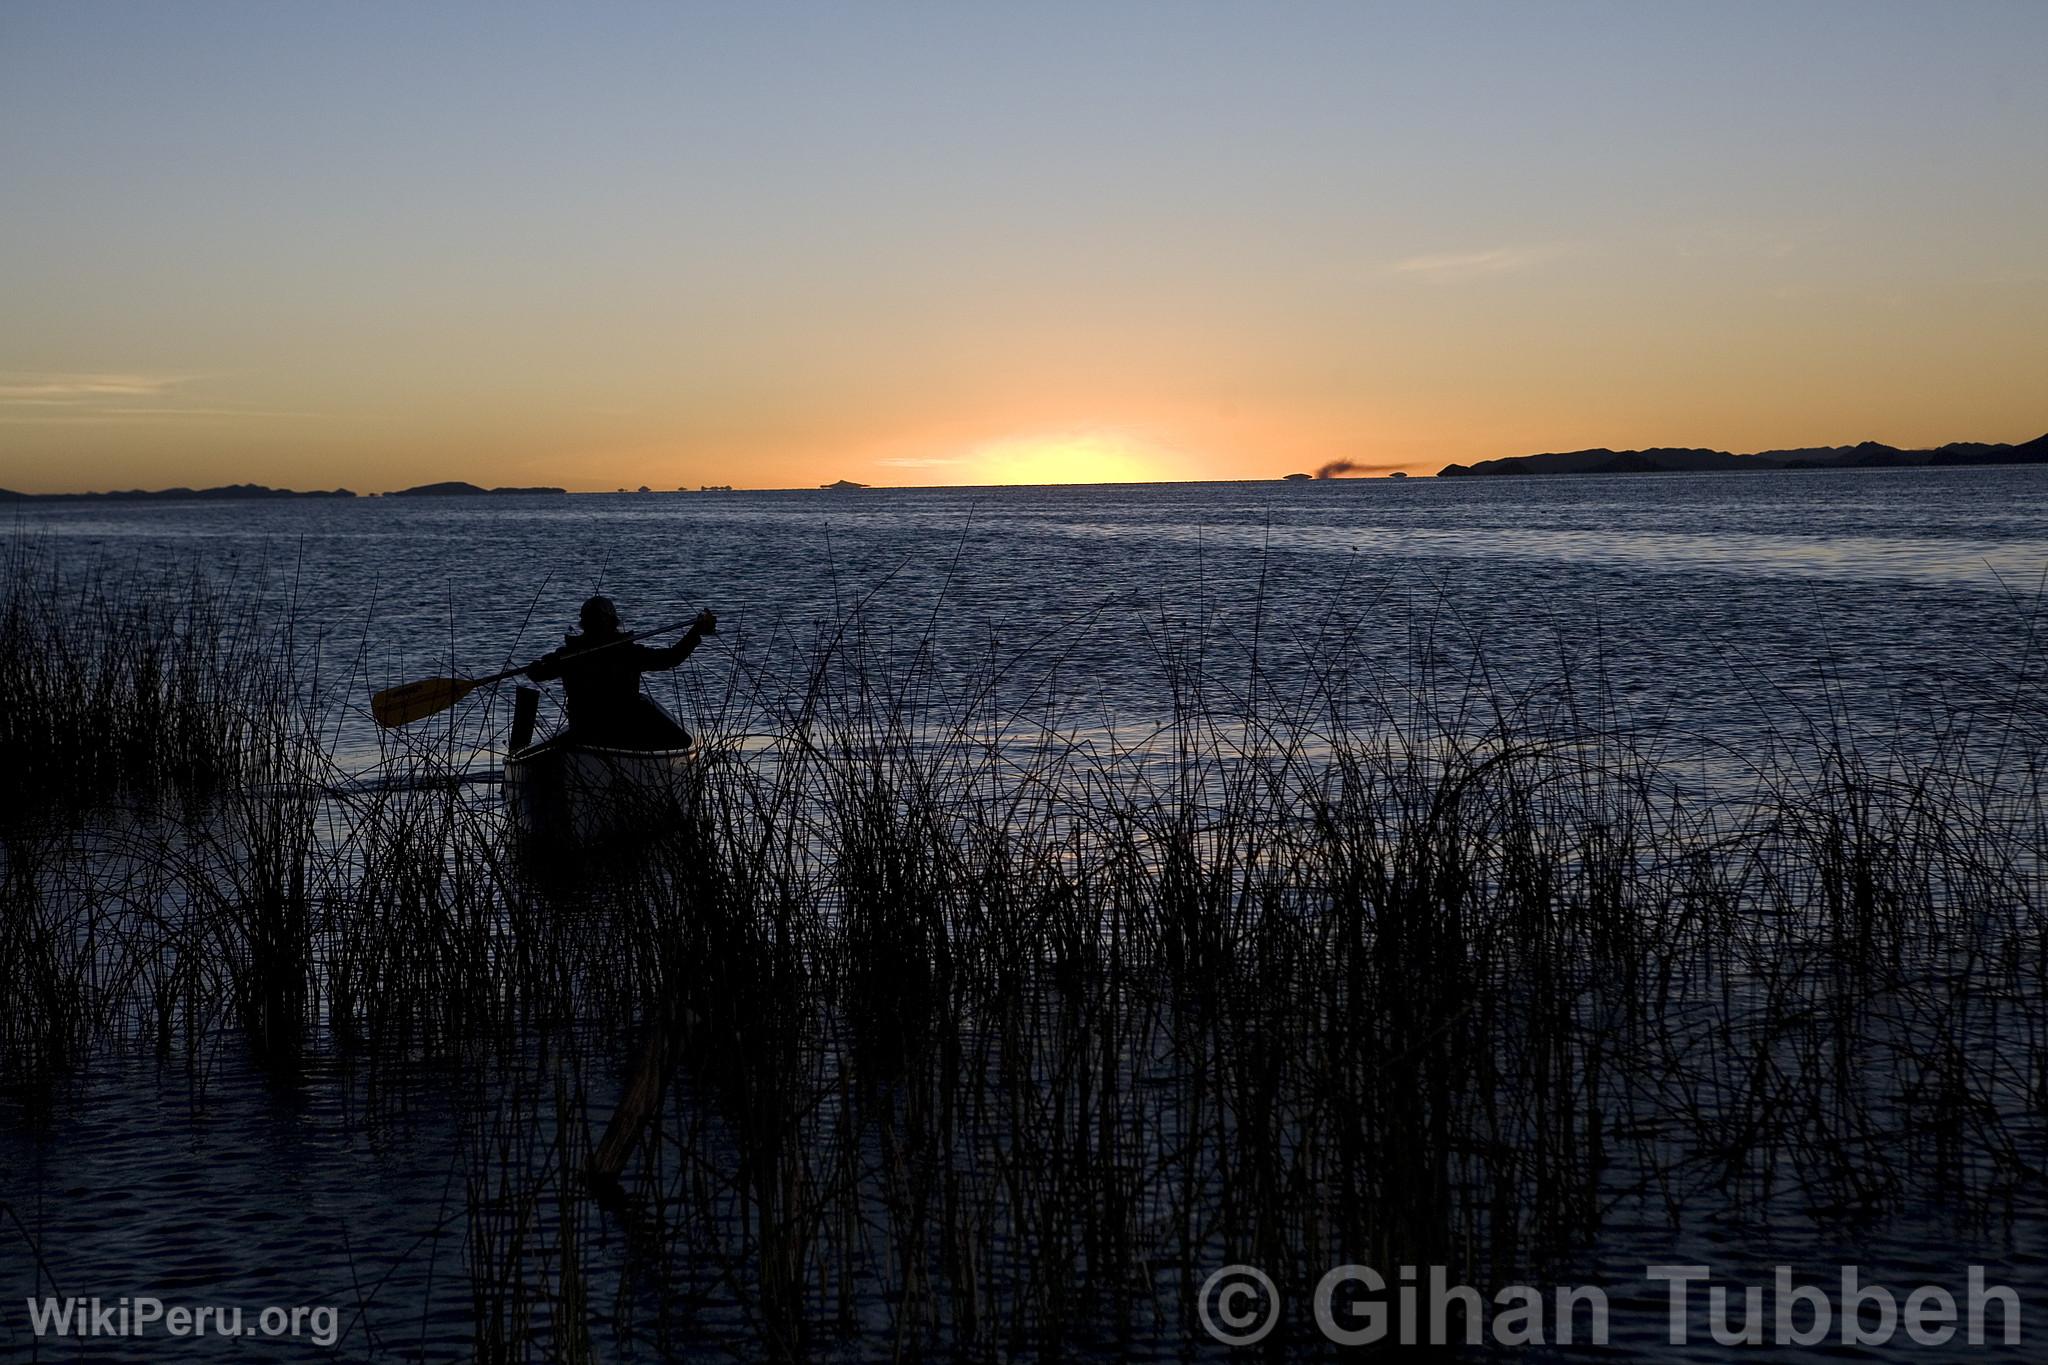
[579,595,620,633]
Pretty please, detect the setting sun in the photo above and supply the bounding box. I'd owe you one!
[968,434,1170,486]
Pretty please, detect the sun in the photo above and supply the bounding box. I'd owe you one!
[968,433,1169,486]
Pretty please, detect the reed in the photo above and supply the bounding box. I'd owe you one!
[0,541,291,828]
[3,550,2044,1357]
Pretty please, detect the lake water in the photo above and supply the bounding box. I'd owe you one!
[11,465,2047,770]
[4,467,2047,1361]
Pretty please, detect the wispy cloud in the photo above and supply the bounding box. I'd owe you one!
[1390,245,1561,282]
[0,407,330,424]
[0,371,322,421]
[878,456,963,467]
[0,372,189,404]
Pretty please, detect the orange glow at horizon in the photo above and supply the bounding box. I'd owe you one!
[963,434,1174,486]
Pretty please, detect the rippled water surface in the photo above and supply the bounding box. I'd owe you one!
[15,468,2045,753]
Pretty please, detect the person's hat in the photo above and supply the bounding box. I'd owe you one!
[580,595,619,630]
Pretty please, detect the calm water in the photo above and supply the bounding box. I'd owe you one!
[5,468,2047,1360]
[12,465,2048,766]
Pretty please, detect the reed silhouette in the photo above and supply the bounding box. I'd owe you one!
[3,545,2045,1358]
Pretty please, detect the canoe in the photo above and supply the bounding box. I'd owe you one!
[504,740,696,845]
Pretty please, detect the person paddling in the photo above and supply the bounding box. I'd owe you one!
[525,596,717,748]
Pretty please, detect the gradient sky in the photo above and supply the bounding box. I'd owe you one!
[3,1,2044,492]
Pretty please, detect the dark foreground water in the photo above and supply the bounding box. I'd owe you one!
[4,468,2048,1360]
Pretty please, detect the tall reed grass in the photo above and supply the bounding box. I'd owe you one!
[3,552,2044,1357]
[0,541,296,828]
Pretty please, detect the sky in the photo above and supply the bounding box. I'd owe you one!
[2,0,2044,493]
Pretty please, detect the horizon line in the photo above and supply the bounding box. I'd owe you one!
[6,424,2042,499]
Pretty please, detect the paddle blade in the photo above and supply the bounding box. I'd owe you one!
[370,676,477,728]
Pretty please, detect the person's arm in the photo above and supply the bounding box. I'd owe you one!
[634,610,717,671]
[526,648,565,682]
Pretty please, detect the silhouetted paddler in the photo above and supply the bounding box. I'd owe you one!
[525,596,716,748]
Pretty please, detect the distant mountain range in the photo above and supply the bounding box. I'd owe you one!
[1437,431,2048,477]
[0,481,569,501]
[0,483,357,502]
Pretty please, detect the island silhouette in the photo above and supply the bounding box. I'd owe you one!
[1437,430,2048,477]
[0,483,358,502]
[388,481,568,496]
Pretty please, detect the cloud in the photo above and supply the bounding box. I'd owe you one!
[0,372,188,404]
[878,456,964,467]
[0,407,328,423]
[0,371,322,421]
[1390,245,1560,281]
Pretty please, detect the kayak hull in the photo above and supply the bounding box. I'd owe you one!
[504,741,696,845]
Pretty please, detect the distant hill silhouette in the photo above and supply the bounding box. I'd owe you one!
[0,479,572,501]
[0,483,355,502]
[389,481,567,496]
[1438,432,2048,477]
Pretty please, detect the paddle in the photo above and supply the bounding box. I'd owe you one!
[370,615,710,729]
